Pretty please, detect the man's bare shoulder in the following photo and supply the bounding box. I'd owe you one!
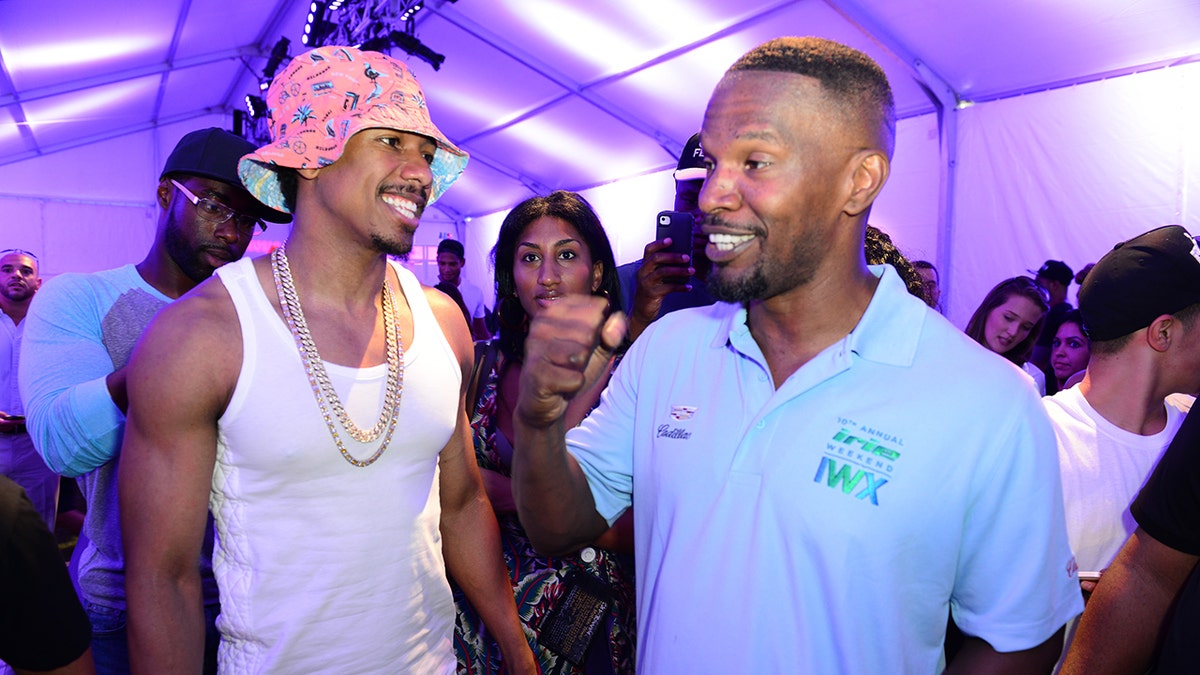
[154,273,239,336]
[422,282,464,321]
[132,270,244,403]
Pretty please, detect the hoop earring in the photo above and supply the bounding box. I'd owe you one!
[593,288,615,313]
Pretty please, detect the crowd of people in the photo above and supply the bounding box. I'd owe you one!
[3,35,1200,675]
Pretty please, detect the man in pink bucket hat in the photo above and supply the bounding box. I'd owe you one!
[120,46,536,674]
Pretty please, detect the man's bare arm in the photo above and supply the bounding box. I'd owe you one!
[1061,528,1198,674]
[120,282,237,675]
[427,289,536,675]
[512,295,625,556]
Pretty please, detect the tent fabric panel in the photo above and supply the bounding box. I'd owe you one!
[463,96,671,197]
[0,0,179,92]
[870,113,943,264]
[947,62,1200,327]
[432,157,541,220]
[402,14,576,142]
[158,61,246,120]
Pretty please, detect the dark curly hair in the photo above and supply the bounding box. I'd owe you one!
[491,191,622,363]
[864,225,931,305]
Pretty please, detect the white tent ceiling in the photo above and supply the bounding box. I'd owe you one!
[3,0,1199,224]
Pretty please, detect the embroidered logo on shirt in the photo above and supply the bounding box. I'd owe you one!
[656,425,692,439]
[656,404,697,439]
[813,418,905,506]
[670,405,696,421]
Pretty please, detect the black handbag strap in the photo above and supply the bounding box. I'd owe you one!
[466,339,499,417]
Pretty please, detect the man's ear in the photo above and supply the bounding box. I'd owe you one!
[1145,314,1175,353]
[156,179,173,210]
[844,150,890,217]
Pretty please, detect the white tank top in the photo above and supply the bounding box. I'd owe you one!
[211,256,459,674]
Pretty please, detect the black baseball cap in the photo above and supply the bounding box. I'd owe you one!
[160,127,291,224]
[1078,225,1200,341]
[673,133,706,182]
[1029,260,1074,286]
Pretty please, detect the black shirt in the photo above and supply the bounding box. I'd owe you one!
[0,475,91,670]
[1131,410,1200,672]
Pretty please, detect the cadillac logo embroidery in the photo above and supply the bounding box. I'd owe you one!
[670,405,697,421]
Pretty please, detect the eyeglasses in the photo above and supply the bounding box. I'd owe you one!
[0,248,38,261]
[170,179,265,235]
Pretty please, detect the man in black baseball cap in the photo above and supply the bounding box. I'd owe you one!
[1045,224,1200,667]
[1033,260,1074,294]
[161,127,291,227]
[1031,259,1076,386]
[1079,225,1200,342]
[18,126,283,673]
[618,132,717,343]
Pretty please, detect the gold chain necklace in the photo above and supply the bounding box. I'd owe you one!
[271,244,404,467]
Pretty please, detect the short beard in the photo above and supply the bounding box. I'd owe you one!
[704,217,822,304]
[0,285,33,303]
[707,261,768,303]
[164,210,217,284]
[371,233,412,259]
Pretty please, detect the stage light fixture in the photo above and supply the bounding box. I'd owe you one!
[263,37,290,81]
[389,29,444,71]
[400,2,423,22]
[358,35,391,52]
[308,0,448,70]
[302,1,331,47]
[245,94,267,119]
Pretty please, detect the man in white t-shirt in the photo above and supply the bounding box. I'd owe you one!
[437,238,490,340]
[1046,224,1200,663]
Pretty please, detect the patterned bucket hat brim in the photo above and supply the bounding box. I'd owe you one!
[239,45,468,210]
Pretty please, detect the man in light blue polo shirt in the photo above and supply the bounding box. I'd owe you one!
[512,37,1082,673]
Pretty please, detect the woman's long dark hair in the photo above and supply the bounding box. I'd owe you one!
[965,276,1049,365]
[491,190,621,363]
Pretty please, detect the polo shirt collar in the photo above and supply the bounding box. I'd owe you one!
[717,264,926,368]
[845,264,926,367]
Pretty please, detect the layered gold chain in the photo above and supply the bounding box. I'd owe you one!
[271,244,404,467]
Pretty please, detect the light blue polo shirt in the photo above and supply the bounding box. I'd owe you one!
[568,264,1083,674]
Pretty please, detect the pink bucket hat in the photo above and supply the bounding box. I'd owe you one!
[239,45,467,210]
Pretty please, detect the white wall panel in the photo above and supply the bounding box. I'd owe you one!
[947,62,1200,327]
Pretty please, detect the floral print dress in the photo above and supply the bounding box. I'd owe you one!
[452,361,637,675]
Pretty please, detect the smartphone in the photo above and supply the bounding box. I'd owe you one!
[656,210,693,256]
[1078,571,1102,582]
